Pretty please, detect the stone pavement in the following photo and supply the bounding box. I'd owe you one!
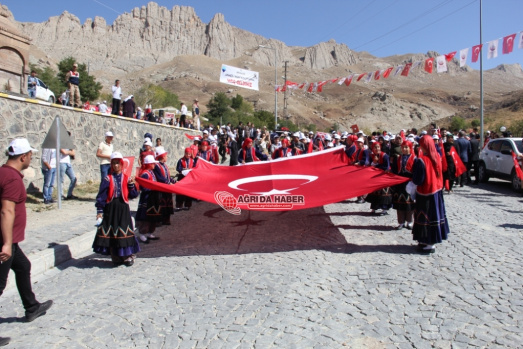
[0,179,522,348]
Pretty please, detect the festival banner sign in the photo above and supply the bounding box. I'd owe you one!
[219,64,259,91]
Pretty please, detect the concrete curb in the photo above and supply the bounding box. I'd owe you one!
[5,229,95,290]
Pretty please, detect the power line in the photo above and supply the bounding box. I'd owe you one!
[91,0,122,16]
[353,0,454,50]
[369,0,477,54]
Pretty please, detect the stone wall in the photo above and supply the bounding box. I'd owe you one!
[0,94,199,192]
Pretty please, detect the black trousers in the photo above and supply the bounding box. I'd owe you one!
[0,243,38,310]
[111,98,121,115]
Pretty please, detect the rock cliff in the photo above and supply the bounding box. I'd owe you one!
[11,2,357,73]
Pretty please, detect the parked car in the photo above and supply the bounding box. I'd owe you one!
[34,78,55,103]
[478,137,523,191]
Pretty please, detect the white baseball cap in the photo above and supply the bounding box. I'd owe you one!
[143,139,153,146]
[110,152,123,160]
[105,131,114,137]
[143,155,159,164]
[7,138,38,156]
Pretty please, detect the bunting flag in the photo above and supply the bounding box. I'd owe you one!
[412,61,423,70]
[185,133,199,141]
[512,152,523,180]
[394,65,404,76]
[436,55,447,73]
[487,39,499,59]
[374,70,381,80]
[357,73,367,81]
[316,81,328,93]
[459,48,469,67]
[281,85,287,92]
[286,80,299,87]
[424,58,434,73]
[337,77,346,85]
[344,75,353,86]
[382,67,394,78]
[471,44,482,63]
[275,86,281,92]
[298,83,306,89]
[445,51,457,61]
[307,83,314,93]
[503,33,516,54]
[365,72,373,82]
[519,31,523,49]
[330,78,339,83]
[401,63,413,77]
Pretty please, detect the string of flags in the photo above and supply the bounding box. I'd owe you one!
[275,30,523,93]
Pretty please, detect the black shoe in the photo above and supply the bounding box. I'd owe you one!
[420,247,435,254]
[66,195,78,200]
[0,337,10,346]
[26,300,53,322]
[124,258,134,267]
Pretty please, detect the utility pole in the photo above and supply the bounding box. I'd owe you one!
[283,61,289,118]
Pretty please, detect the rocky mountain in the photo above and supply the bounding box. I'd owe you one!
[2,2,523,132]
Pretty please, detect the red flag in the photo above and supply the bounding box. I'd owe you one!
[122,157,135,177]
[374,70,381,80]
[424,58,434,73]
[285,80,299,86]
[298,83,306,89]
[444,51,457,61]
[350,124,359,133]
[382,67,394,78]
[281,85,287,92]
[275,86,281,92]
[185,133,200,141]
[316,81,328,93]
[401,63,413,77]
[136,148,409,212]
[330,78,339,83]
[344,75,353,86]
[503,33,517,54]
[447,147,467,177]
[512,151,523,180]
[471,44,482,63]
[357,73,367,81]
[307,83,314,93]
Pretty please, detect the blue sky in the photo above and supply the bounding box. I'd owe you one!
[3,0,522,70]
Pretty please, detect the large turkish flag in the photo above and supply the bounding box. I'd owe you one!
[136,147,409,212]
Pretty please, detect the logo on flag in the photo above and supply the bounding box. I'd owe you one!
[487,39,499,59]
[459,48,469,67]
[436,55,447,73]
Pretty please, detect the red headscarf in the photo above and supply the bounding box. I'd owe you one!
[419,135,441,178]
[242,138,253,150]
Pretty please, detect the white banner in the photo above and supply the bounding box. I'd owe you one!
[219,64,259,91]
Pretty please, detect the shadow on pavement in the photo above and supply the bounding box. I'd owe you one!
[0,316,25,324]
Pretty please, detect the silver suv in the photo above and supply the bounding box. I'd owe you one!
[478,137,523,191]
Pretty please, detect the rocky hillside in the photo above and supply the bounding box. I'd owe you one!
[3,2,523,132]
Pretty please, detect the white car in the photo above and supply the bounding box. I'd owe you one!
[478,137,523,191]
[34,78,56,103]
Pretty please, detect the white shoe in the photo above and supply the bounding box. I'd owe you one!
[146,233,160,240]
[396,223,404,230]
[406,222,414,229]
[139,235,148,242]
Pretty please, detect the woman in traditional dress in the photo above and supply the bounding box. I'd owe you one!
[391,140,416,229]
[365,142,392,215]
[153,147,175,225]
[411,135,450,254]
[442,134,457,193]
[135,155,162,243]
[93,152,140,267]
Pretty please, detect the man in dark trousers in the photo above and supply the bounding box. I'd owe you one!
[469,134,481,184]
[0,139,53,342]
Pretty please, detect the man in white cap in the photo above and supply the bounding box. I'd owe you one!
[96,131,114,181]
[0,139,53,331]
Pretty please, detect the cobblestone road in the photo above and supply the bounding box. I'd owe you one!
[0,180,522,348]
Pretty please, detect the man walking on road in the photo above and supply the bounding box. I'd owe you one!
[0,139,53,338]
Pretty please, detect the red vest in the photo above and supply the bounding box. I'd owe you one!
[106,174,129,203]
[417,156,443,195]
[181,158,195,169]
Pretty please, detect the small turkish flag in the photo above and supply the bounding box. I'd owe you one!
[471,44,483,63]
[344,75,353,86]
[444,51,457,62]
[401,63,413,77]
[351,124,359,133]
[122,157,135,178]
[503,33,516,54]
[316,81,327,93]
[424,58,434,73]
[357,73,367,82]
[374,70,381,80]
[382,67,394,78]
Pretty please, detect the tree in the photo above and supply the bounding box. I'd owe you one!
[57,57,102,103]
[449,116,466,132]
[253,110,275,130]
[206,92,231,120]
[133,84,180,109]
[231,94,244,109]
